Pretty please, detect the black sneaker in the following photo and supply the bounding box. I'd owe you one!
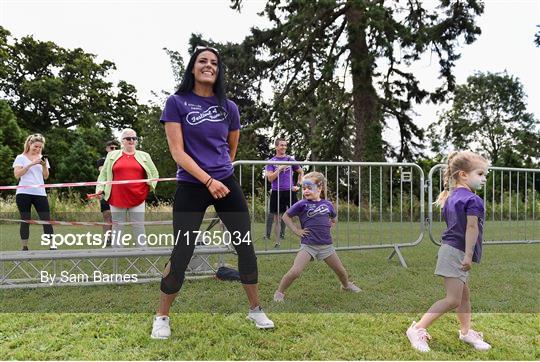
[22,246,29,251]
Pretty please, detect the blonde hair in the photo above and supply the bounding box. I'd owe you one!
[435,151,489,207]
[304,171,327,199]
[23,133,45,153]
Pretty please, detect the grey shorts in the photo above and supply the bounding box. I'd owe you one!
[300,244,336,261]
[434,243,469,283]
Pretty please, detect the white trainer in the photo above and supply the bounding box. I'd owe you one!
[246,306,275,329]
[406,321,431,353]
[273,291,285,302]
[459,329,491,350]
[341,281,362,293]
[151,315,171,339]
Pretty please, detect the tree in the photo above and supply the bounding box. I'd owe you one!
[231,0,484,162]
[430,71,540,166]
[0,100,25,186]
[0,26,139,132]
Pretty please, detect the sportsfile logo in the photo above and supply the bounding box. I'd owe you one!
[40,230,252,248]
[186,106,227,125]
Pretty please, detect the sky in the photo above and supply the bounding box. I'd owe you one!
[1,0,539,148]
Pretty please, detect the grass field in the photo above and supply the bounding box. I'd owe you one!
[1,217,539,360]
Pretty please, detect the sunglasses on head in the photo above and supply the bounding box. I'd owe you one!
[123,137,138,141]
[195,45,219,54]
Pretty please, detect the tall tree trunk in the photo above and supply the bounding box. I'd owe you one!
[346,1,383,161]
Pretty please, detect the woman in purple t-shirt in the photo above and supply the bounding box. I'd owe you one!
[406,151,491,353]
[151,46,274,339]
[273,172,361,302]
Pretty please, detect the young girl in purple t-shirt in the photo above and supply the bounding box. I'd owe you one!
[273,172,361,302]
[406,151,491,352]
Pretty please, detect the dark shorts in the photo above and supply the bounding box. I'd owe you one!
[270,190,298,214]
[100,198,110,212]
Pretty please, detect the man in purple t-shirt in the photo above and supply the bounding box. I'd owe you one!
[265,138,303,248]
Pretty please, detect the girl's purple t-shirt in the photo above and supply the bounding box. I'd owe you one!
[441,187,485,263]
[160,92,240,183]
[265,155,300,191]
[286,199,336,245]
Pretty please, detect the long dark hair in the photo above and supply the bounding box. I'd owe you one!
[175,46,227,108]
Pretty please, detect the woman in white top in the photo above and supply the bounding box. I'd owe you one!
[12,133,53,251]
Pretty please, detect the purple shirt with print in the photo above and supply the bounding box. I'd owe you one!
[160,92,240,183]
[286,199,336,245]
[441,187,485,263]
[266,156,300,191]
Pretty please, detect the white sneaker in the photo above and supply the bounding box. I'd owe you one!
[246,306,275,329]
[273,290,285,302]
[406,321,431,352]
[151,315,171,339]
[459,329,491,350]
[341,281,361,293]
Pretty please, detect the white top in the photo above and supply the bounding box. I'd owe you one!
[12,154,50,196]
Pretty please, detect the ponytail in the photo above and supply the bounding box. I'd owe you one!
[434,150,489,207]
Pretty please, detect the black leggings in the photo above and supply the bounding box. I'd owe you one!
[15,193,54,240]
[161,176,258,294]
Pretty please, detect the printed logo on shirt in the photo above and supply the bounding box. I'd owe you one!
[186,106,227,126]
[306,204,330,218]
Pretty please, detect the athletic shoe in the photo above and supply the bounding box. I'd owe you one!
[406,321,431,352]
[274,243,280,249]
[22,246,29,251]
[151,315,171,339]
[246,306,275,329]
[341,281,361,293]
[459,329,491,350]
[273,290,285,302]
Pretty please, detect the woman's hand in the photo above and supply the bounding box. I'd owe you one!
[30,158,42,166]
[207,179,230,199]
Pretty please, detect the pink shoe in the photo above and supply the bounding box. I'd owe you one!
[459,329,491,350]
[406,321,431,352]
[273,290,285,302]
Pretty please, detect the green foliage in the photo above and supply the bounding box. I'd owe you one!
[0,26,139,132]
[0,100,25,185]
[229,0,484,162]
[137,104,178,200]
[430,71,540,167]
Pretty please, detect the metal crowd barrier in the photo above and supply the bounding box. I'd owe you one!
[233,161,426,268]
[427,165,540,245]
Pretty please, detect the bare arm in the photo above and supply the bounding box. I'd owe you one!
[282,213,309,238]
[461,215,479,271]
[13,158,42,179]
[295,167,304,185]
[227,129,239,161]
[164,122,229,198]
[266,165,287,183]
[42,160,49,180]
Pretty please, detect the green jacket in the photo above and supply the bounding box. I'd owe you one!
[96,149,159,201]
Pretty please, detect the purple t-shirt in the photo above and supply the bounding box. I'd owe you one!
[265,156,300,191]
[160,92,240,183]
[286,199,337,245]
[441,187,485,263]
